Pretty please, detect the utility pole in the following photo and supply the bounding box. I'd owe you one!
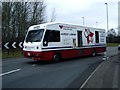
[105,3,109,43]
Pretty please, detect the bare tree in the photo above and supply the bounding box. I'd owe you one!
[2,2,13,42]
[30,0,46,25]
[50,8,56,22]
[2,0,47,43]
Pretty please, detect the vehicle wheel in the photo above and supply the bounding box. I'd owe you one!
[52,54,60,63]
[118,48,120,50]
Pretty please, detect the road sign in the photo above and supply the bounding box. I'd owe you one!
[4,42,9,49]
[3,42,23,49]
[12,42,17,48]
[19,42,23,48]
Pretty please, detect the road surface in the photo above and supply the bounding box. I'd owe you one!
[2,47,119,88]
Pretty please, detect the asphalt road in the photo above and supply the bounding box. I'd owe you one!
[2,47,119,88]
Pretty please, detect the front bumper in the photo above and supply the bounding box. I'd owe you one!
[23,51,52,61]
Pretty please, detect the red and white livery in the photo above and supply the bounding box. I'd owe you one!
[23,22,106,62]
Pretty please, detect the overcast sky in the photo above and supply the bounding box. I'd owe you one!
[46,0,119,31]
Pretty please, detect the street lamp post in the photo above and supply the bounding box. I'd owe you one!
[82,17,84,25]
[96,21,98,27]
[105,3,109,43]
[103,3,109,60]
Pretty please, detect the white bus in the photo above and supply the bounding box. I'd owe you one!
[23,22,106,62]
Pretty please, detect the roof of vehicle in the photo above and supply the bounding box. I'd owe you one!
[28,22,105,30]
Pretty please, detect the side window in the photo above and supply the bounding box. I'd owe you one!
[43,30,60,42]
[52,31,60,42]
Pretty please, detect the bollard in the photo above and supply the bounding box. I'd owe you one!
[102,52,108,61]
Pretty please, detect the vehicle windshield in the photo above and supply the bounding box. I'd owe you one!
[25,29,44,42]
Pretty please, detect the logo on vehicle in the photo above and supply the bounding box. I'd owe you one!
[59,25,76,30]
[84,28,94,44]
[59,25,63,29]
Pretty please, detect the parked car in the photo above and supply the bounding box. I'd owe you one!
[118,45,120,50]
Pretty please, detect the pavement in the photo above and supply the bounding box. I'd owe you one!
[80,50,120,89]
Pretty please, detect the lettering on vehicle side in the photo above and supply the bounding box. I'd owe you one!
[61,33,76,36]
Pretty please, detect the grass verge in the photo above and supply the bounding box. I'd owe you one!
[2,49,23,59]
[107,43,120,47]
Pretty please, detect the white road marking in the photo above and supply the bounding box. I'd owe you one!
[80,61,104,89]
[32,64,36,66]
[0,68,21,76]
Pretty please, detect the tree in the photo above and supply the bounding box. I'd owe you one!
[30,0,46,25]
[107,28,118,43]
[50,8,56,22]
[107,28,117,37]
[2,0,47,43]
[2,2,13,42]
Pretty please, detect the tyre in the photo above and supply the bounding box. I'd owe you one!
[118,45,120,50]
[52,54,61,63]
[118,47,120,50]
